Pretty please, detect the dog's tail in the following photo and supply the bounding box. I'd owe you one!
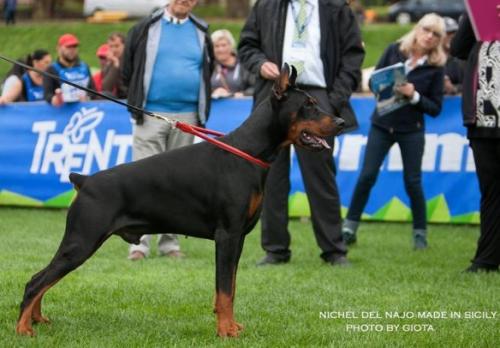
[69,172,88,191]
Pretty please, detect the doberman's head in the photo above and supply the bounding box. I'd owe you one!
[272,64,344,151]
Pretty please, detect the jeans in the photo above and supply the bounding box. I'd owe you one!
[346,125,427,230]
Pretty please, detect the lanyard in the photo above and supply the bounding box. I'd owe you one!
[290,0,314,39]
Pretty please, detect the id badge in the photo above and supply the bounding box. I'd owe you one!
[292,39,306,48]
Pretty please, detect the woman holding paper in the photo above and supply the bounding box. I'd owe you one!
[342,13,446,250]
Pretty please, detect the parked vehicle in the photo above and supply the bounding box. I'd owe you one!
[83,0,167,18]
[388,0,465,25]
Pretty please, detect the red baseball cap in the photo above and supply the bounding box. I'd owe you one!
[58,33,79,47]
[96,44,109,58]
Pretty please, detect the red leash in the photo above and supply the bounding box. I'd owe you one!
[175,122,271,169]
[145,113,270,169]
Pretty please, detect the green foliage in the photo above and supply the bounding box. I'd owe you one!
[0,21,411,80]
[0,208,499,347]
[361,23,411,67]
[193,4,226,18]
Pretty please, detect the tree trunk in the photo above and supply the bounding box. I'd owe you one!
[32,0,58,19]
[226,0,250,18]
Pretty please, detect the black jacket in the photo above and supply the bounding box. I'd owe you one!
[122,10,214,124]
[371,43,444,133]
[450,13,500,139]
[449,13,479,128]
[238,0,365,133]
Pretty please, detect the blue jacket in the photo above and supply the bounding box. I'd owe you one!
[371,43,444,133]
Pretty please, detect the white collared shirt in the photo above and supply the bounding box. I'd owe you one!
[163,7,190,24]
[282,0,326,87]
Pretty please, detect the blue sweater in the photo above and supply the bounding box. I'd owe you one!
[146,18,202,113]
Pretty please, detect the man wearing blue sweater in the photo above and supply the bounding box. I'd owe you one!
[123,0,214,260]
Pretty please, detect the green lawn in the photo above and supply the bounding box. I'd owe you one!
[0,20,410,79]
[0,208,498,347]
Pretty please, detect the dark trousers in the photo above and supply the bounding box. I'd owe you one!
[469,138,500,267]
[346,125,427,230]
[260,88,346,262]
[4,9,15,25]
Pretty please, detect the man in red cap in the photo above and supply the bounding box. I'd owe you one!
[43,33,95,106]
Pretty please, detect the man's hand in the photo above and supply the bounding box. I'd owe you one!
[260,62,280,80]
[107,51,120,68]
[51,88,63,107]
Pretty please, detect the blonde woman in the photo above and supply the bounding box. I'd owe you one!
[210,29,254,98]
[343,13,446,249]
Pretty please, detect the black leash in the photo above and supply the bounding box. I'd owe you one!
[0,53,271,168]
[0,53,155,117]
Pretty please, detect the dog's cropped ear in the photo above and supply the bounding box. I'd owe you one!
[289,65,297,87]
[273,63,291,100]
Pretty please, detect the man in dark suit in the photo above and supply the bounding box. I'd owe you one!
[238,0,365,266]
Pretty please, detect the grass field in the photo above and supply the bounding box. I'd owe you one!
[0,208,498,347]
[0,20,410,79]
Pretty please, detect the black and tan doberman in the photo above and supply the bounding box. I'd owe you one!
[16,64,344,337]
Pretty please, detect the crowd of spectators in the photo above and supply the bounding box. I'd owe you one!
[0,29,256,105]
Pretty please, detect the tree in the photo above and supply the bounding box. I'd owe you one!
[226,0,250,18]
[32,0,66,19]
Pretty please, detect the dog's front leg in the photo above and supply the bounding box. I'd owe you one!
[214,228,244,337]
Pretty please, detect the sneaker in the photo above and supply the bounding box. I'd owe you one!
[256,254,290,266]
[342,227,357,245]
[413,234,428,250]
[128,250,145,261]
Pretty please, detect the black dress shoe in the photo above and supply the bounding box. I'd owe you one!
[328,255,351,267]
[464,263,499,273]
[256,254,290,266]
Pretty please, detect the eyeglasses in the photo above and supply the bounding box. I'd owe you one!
[421,26,442,39]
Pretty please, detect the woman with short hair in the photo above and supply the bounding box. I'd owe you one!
[210,29,254,98]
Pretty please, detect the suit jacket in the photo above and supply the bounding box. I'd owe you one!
[238,0,365,133]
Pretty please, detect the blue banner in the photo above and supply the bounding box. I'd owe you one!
[0,97,479,223]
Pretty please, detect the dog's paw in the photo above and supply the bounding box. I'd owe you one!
[217,320,244,337]
[32,314,51,324]
[16,324,35,336]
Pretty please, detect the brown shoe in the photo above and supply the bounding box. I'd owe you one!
[128,250,145,261]
[164,250,185,259]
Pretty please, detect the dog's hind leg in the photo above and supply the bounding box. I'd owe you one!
[214,228,245,337]
[16,203,112,336]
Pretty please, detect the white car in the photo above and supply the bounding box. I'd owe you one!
[83,0,167,17]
